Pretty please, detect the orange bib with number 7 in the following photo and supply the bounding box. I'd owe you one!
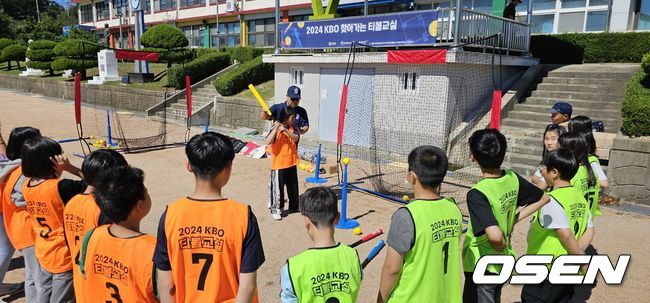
[23,178,72,273]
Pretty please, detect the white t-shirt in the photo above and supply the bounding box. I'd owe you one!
[538,197,593,229]
[534,168,545,183]
[590,161,607,182]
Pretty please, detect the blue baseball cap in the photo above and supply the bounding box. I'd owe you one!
[548,101,572,115]
[287,86,301,99]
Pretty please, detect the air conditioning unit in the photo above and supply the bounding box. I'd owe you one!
[226,0,238,12]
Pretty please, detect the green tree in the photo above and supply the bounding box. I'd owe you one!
[140,24,192,68]
[26,40,57,75]
[2,44,27,70]
[52,39,99,79]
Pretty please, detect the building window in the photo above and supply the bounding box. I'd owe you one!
[210,22,240,47]
[144,0,151,12]
[180,0,205,8]
[531,14,555,33]
[589,0,608,6]
[290,15,310,22]
[247,18,275,47]
[290,68,303,87]
[183,25,205,47]
[561,0,586,9]
[585,11,608,31]
[96,1,110,21]
[156,0,177,11]
[639,0,650,30]
[558,12,585,32]
[80,4,93,23]
[534,0,556,11]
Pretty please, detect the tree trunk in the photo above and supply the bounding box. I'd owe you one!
[7,61,11,70]
[16,61,20,69]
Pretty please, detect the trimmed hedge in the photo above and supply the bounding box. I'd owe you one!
[29,40,57,50]
[0,39,13,52]
[54,39,100,57]
[642,53,650,76]
[213,56,273,96]
[141,24,188,49]
[26,49,55,61]
[621,68,650,137]
[168,53,230,89]
[227,47,264,63]
[531,32,650,64]
[193,48,219,59]
[2,45,27,70]
[51,58,98,71]
[26,61,53,70]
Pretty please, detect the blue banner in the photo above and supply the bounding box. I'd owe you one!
[281,11,439,49]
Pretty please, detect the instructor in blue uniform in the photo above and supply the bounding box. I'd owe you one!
[261,85,310,136]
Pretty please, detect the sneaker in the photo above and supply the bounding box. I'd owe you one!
[271,213,282,220]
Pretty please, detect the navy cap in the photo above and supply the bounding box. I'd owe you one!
[548,101,572,115]
[287,86,301,99]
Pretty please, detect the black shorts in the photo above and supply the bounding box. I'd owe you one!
[521,280,575,303]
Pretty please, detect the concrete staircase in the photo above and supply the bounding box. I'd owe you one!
[155,83,216,122]
[502,64,639,176]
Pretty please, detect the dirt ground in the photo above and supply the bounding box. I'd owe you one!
[0,89,648,302]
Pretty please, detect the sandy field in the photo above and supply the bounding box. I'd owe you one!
[0,89,648,302]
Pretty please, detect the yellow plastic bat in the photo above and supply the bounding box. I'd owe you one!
[248,84,272,116]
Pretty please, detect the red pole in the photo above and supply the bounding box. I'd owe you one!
[74,73,81,124]
[490,89,502,130]
[186,75,192,120]
[336,84,349,145]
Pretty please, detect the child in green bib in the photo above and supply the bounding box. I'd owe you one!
[279,187,362,303]
[522,148,594,302]
[462,129,550,303]
[377,145,463,303]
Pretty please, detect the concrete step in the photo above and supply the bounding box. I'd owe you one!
[509,143,544,157]
[531,90,624,102]
[502,118,621,133]
[155,111,189,122]
[523,97,622,110]
[192,92,217,99]
[507,111,621,126]
[170,102,212,110]
[546,70,636,80]
[514,103,621,119]
[196,87,216,93]
[541,77,628,87]
[504,152,542,167]
[535,83,626,95]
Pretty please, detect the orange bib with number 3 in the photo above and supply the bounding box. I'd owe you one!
[23,178,72,273]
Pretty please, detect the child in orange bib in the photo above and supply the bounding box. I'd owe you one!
[21,136,85,303]
[79,166,157,303]
[154,132,265,303]
[265,106,300,221]
[64,149,127,302]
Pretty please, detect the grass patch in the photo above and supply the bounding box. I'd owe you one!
[234,80,274,100]
[0,61,26,75]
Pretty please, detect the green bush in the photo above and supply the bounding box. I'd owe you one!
[26,49,54,61]
[26,61,52,70]
[168,53,230,89]
[29,40,57,50]
[193,48,219,59]
[227,47,264,63]
[141,24,188,49]
[642,52,650,76]
[2,44,27,70]
[213,56,273,96]
[621,69,650,137]
[531,32,650,64]
[51,57,98,71]
[53,39,99,78]
[0,38,13,52]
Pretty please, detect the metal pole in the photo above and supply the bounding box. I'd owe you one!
[274,0,280,54]
[525,0,532,56]
[216,0,220,50]
[364,0,369,15]
[35,0,41,22]
[453,0,464,50]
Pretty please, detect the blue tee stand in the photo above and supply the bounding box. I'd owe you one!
[305,143,327,184]
[336,161,359,229]
[106,111,119,148]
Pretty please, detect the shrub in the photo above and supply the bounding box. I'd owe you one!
[0,38,13,52]
[26,61,53,70]
[227,47,264,63]
[621,69,650,137]
[2,44,27,70]
[213,56,273,96]
[141,24,189,68]
[53,39,100,78]
[193,48,219,59]
[26,40,57,75]
[531,32,650,64]
[29,40,57,50]
[168,53,230,89]
[642,52,650,76]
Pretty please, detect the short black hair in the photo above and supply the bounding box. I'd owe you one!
[299,187,338,228]
[559,132,597,187]
[21,136,62,179]
[185,132,235,179]
[278,106,295,124]
[469,129,507,170]
[94,166,146,223]
[541,123,567,161]
[569,116,596,155]
[6,127,41,160]
[82,149,128,187]
[542,148,578,181]
[408,145,448,189]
